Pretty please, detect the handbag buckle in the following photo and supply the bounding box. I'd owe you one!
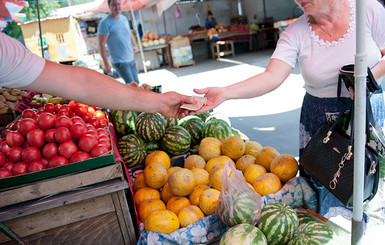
[329,147,353,190]
[323,131,332,143]
[369,161,376,175]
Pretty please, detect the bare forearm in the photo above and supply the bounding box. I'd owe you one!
[371,49,385,80]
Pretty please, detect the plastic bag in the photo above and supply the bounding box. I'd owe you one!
[215,162,262,227]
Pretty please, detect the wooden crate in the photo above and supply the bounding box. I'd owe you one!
[0,164,137,245]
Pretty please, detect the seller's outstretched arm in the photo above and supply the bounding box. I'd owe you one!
[22,61,193,118]
[193,59,293,113]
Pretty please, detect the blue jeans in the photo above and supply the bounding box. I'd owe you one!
[112,60,139,85]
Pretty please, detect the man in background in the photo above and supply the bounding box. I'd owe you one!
[98,0,139,85]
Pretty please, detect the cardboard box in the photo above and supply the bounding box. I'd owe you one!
[169,38,191,49]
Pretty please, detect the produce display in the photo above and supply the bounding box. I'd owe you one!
[0,87,29,113]
[0,101,110,178]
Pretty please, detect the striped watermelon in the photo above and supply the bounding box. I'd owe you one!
[110,110,137,138]
[216,185,261,227]
[220,224,267,245]
[117,134,147,167]
[202,118,232,141]
[179,115,204,147]
[288,221,334,245]
[164,117,179,129]
[296,211,317,225]
[135,113,166,142]
[205,112,232,127]
[160,125,191,156]
[196,111,211,122]
[146,140,160,154]
[257,203,299,245]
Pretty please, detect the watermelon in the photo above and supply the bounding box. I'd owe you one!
[110,110,137,138]
[195,111,211,122]
[288,221,334,245]
[160,125,191,156]
[216,187,261,227]
[220,224,267,245]
[257,203,299,245]
[202,118,232,141]
[164,117,179,129]
[296,211,317,225]
[117,134,147,167]
[146,140,160,154]
[135,113,166,142]
[179,115,204,147]
[205,112,232,127]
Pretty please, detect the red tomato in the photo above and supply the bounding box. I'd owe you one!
[44,128,57,143]
[58,109,70,118]
[74,104,89,117]
[10,120,20,131]
[82,112,92,123]
[71,116,85,125]
[22,109,36,119]
[99,121,108,128]
[97,128,109,136]
[86,130,98,138]
[6,131,25,147]
[11,162,28,176]
[68,100,79,109]
[98,139,111,151]
[0,141,11,156]
[55,115,73,129]
[28,160,46,173]
[22,141,31,148]
[60,104,71,112]
[0,168,12,178]
[44,103,56,113]
[26,129,45,148]
[1,129,11,139]
[37,107,46,115]
[41,157,49,166]
[37,112,56,131]
[55,104,62,113]
[47,156,69,168]
[6,147,23,162]
[21,146,41,164]
[42,143,58,160]
[88,106,96,115]
[54,127,72,144]
[78,134,98,152]
[70,123,87,140]
[0,152,5,167]
[90,144,109,158]
[3,162,14,171]
[85,123,96,132]
[58,141,78,159]
[70,151,91,163]
[93,110,107,122]
[89,117,100,129]
[98,134,110,142]
[18,118,38,136]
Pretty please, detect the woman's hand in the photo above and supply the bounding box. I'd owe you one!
[190,87,227,114]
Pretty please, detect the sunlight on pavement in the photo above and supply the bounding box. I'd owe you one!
[138,63,306,117]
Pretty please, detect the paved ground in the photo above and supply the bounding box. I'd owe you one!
[137,48,306,158]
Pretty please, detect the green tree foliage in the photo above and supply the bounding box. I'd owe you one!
[21,0,60,22]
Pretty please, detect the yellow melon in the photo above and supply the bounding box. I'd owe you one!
[189,185,210,206]
[168,168,197,196]
[143,162,168,189]
[145,150,171,169]
[161,182,173,204]
[198,137,222,161]
[168,166,182,177]
[184,154,206,169]
[134,187,161,206]
[235,155,256,173]
[270,154,299,182]
[205,155,234,173]
[191,167,210,186]
[221,135,245,160]
[133,173,148,192]
[255,146,280,172]
[244,141,263,158]
[138,199,166,223]
[199,188,220,216]
[244,163,267,184]
[252,173,282,196]
[144,209,180,233]
[209,164,233,191]
[178,205,205,228]
[167,196,191,215]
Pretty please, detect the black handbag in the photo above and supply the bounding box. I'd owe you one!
[301,66,383,207]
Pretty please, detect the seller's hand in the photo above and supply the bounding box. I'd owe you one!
[190,87,226,114]
[159,92,194,118]
[103,65,112,75]
[349,86,354,100]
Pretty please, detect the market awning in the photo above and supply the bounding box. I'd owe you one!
[0,0,27,27]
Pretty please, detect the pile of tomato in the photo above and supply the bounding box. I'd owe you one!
[0,101,112,179]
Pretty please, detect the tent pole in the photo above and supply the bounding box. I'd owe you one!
[352,0,366,244]
[152,5,160,36]
[128,1,147,73]
[36,0,44,58]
